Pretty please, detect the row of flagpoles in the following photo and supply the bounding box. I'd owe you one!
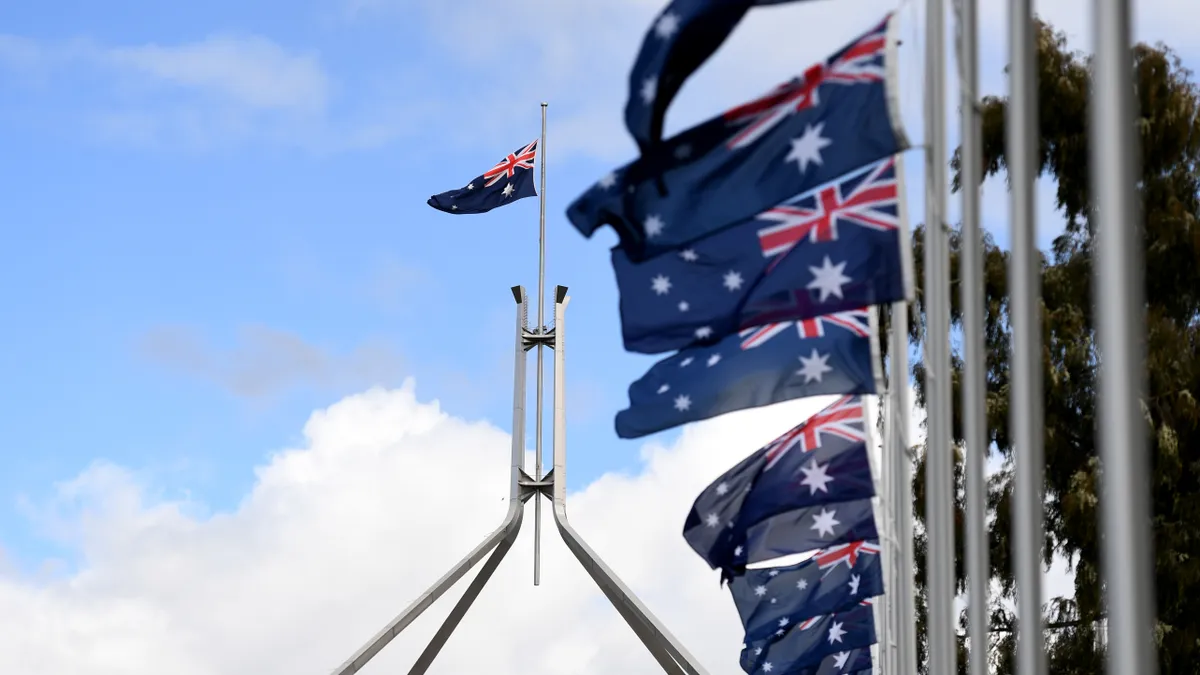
[425,0,1156,671]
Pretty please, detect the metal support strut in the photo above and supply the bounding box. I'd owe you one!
[329,285,709,675]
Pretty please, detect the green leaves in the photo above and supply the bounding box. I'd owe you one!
[908,18,1200,674]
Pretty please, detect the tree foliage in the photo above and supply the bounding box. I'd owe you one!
[901,19,1200,674]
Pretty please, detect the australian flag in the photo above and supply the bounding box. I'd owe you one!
[744,646,872,675]
[616,311,878,439]
[569,13,907,262]
[613,157,910,354]
[729,539,884,643]
[625,0,813,152]
[428,140,538,214]
[683,395,879,571]
[740,600,877,674]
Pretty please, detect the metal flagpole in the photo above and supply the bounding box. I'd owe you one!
[1090,2,1158,673]
[890,301,918,675]
[533,101,548,587]
[1007,0,1047,673]
[955,0,990,671]
[330,103,708,674]
[923,0,957,671]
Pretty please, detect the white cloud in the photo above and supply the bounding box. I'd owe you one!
[0,381,847,674]
[103,35,329,111]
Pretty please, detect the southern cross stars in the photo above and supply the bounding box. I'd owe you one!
[651,274,672,295]
[654,11,680,39]
[641,76,658,105]
[786,123,832,173]
[723,270,744,291]
[644,213,666,237]
[673,394,691,411]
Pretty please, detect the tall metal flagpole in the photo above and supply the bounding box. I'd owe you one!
[1090,2,1158,673]
[923,0,957,671]
[955,0,990,671]
[329,102,712,674]
[533,101,549,586]
[1007,1,1047,673]
[890,301,918,675]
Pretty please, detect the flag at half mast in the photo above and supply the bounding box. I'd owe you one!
[428,139,539,215]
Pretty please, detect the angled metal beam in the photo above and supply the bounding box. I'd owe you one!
[329,285,532,675]
[547,286,710,675]
[407,507,525,674]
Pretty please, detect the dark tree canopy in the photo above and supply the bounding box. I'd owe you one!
[900,19,1200,674]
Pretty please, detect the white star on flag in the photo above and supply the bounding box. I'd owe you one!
[848,574,861,595]
[651,274,672,295]
[715,482,729,495]
[799,460,834,494]
[754,585,768,597]
[785,122,832,172]
[679,248,699,261]
[695,326,713,339]
[706,353,721,367]
[723,270,744,291]
[827,620,846,644]
[796,578,809,590]
[679,356,694,367]
[678,301,689,312]
[641,76,658,104]
[810,507,840,537]
[796,349,833,383]
[656,383,670,394]
[704,512,720,527]
[502,183,515,198]
[654,11,680,38]
[833,652,851,668]
[673,394,691,411]
[806,256,852,302]
[644,214,666,237]
[596,172,617,190]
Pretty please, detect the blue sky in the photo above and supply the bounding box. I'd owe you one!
[1,0,1195,579]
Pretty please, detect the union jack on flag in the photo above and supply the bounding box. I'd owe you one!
[756,157,900,258]
[483,139,538,187]
[796,310,873,339]
[761,395,866,469]
[738,322,793,350]
[723,17,889,150]
[815,539,881,573]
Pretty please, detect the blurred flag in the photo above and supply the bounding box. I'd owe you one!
[728,539,884,642]
[740,600,877,674]
[625,0,814,152]
[428,140,538,214]
[746,646,872,675]
[683,395,877,571]
[568,13,906,262]
[615,311,879,439]
[612,157,909,354]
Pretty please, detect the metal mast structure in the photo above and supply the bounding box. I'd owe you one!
[329,105,710,675]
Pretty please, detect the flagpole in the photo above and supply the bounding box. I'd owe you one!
[956,0,990,671]
[1090,1,1158,673]
[923,0,957,671]
[534,102,549,587]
